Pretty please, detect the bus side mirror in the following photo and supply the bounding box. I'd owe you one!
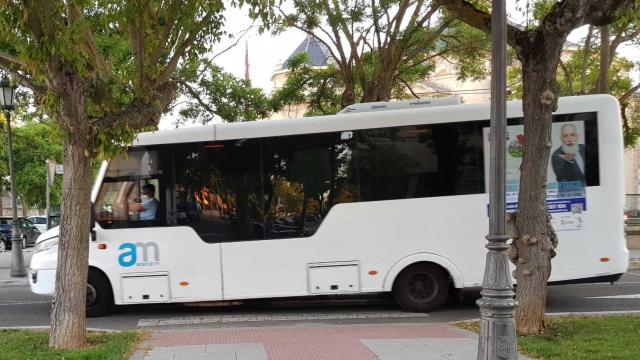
[90,203,96,242]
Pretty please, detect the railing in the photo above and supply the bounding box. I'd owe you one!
[625,194,640,234]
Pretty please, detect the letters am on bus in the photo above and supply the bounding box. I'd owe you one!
[118,242,160,267]
[28,95,628,317]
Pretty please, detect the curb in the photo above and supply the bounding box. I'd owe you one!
[0,279,29,287]
[0,326,118,332]
[129,346,150,360]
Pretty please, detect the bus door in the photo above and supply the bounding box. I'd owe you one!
[93,149,223,304]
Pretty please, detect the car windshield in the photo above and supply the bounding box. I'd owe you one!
[0,219,12,225]
[30,217,46,224]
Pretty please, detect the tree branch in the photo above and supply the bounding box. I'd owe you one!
[610,28,640,60]
[149,0,181,67]
[67,3,107,76]
[619,83,639,137]
[153,12,215,88]
[390,0,411,41]
[277,5,345,68]
[371,0,383,50]
[559,59,575,96]
[582,0,638,27]
[620,83,640,104]
[325,0,359,63]
[0,54,43,94]
[440,0,520,48]
[23,0,55,42]
[211,24,255,61]
[313,76,331,114]
[178,80,217,116]
[580,25,594,94]
[89,82,177,130]
[398,77,420,98]
[416,1,440,28]
[397,38,486,75]
[0,52,26,71]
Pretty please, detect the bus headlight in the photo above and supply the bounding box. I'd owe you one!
[34,238,59,253]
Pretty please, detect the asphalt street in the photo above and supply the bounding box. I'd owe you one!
[1,248,639,331]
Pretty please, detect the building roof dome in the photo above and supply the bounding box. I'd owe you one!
[282,35,332,69]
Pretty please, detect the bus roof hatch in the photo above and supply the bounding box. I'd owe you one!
[338,96,460,114]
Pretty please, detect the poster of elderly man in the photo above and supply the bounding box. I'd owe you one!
[483,120,587,231]
[551,122,586,185]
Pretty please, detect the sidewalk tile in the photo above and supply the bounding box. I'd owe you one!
[173,353,230,360]
[132,324,534,360]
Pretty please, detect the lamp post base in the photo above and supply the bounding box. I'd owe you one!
[476,234,518,359]
[477,296,518,359]
[10,237,27,277]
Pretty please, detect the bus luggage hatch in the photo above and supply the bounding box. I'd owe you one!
[121,273,170,303]
[307,261,360,294]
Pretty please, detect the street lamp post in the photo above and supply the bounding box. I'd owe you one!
[477,0,517,359]
[1,74,27,277]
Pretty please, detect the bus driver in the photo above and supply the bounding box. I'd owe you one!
[130,184,158,221]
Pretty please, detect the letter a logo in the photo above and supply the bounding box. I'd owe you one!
[118,243,137,267]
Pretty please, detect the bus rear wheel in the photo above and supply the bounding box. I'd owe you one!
[86,269,113,317]
[393,263,449,312]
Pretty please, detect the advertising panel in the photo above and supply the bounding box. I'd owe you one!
[483,121,586,231]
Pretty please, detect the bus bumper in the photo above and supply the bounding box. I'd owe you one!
[28,268,56,295]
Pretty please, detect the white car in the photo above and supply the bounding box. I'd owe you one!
[28,216,47,233]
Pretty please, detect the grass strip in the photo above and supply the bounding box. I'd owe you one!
[454,315,640,360]
[518,315,640,360]
[0,330,140,360]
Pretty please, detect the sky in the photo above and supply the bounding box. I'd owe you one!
[160,2,640,128]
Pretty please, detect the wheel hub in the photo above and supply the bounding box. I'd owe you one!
[86,284,98,306]
[408,274,435,300]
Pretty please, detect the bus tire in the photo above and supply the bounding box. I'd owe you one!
[392,263,449,312]
[86,268,113,317]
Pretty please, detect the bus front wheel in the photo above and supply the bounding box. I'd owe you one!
[392,263,449,312]
[86,269,113,317]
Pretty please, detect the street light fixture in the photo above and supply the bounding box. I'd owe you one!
[0,74,27,277]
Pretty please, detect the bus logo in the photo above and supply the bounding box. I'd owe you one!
[118,242,160,267]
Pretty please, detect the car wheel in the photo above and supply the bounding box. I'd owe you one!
[21,235,27,249]
[0,241,5,253]
[392,263,449,312]
[86,269,114,317]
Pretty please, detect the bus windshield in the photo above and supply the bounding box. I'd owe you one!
[95,150,162,228]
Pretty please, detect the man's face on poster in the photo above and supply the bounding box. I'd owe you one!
[560,124,579,155]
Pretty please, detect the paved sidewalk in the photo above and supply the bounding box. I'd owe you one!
[130,323,532,360]
[0,249,31,287]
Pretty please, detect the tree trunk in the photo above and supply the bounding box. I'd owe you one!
[579,25,593,94]
[21,201,28,217]
[360,69,395,103]
[49,85,92,349]
[510,53,560,335]
[373,67,395,102]
[341,76,357,108]
[597,25,610,94]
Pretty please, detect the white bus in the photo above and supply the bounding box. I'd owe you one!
[29,95,628,317]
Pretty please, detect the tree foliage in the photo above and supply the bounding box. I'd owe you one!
[0,118,63,210]
[506,5,640,147]
[247,0,489,109]
[270,53,346,116]
[177,63,272,125]
[0,0,231,349]
[442,0,638,335]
